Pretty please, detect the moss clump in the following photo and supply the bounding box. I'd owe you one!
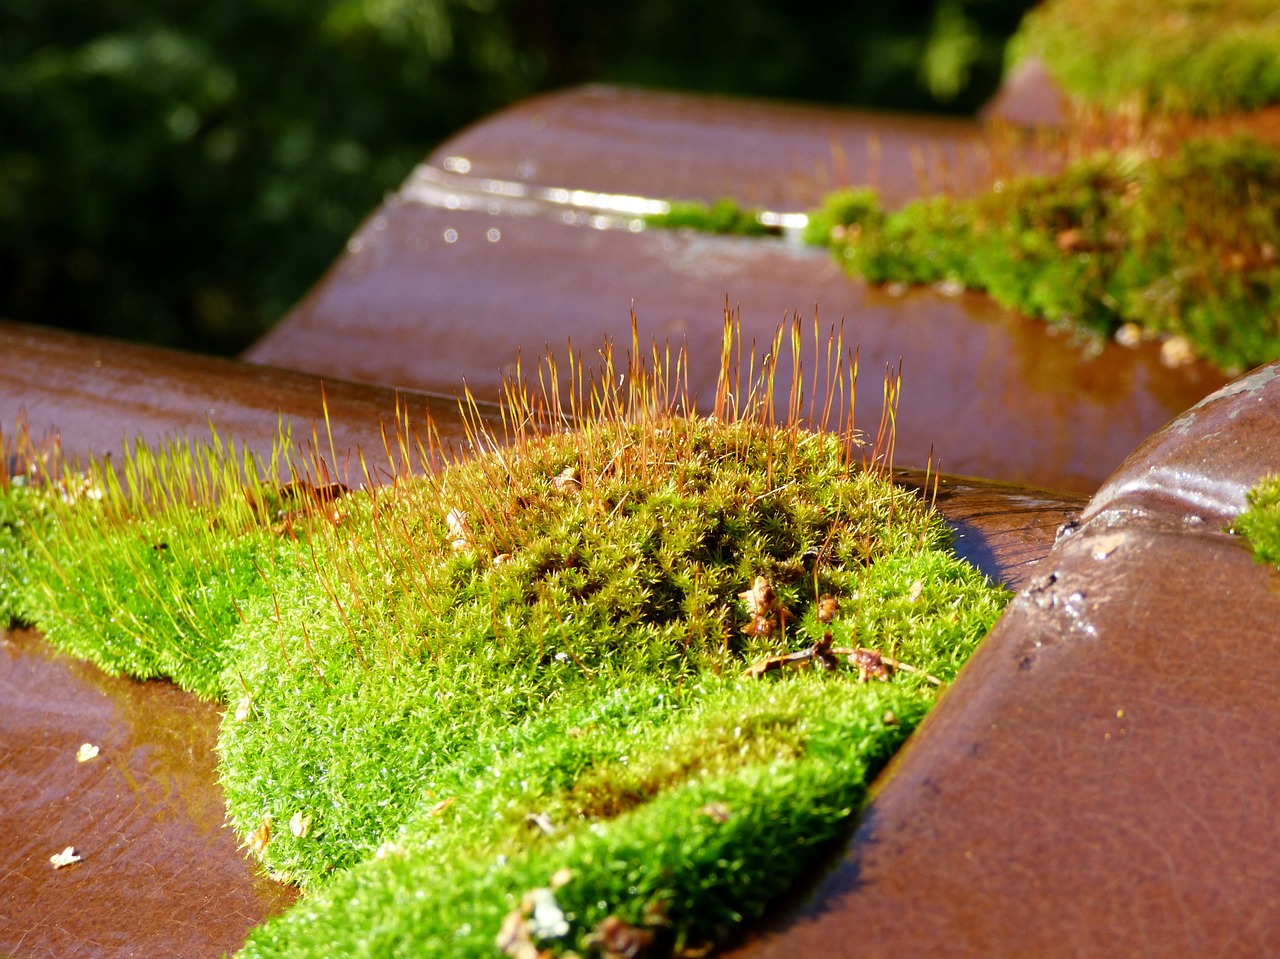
[10,434,302,698]
[645,198,780,236]
[1234,475,1280,565]
[235,677,925,959]
[1,322,1009,958]
[801,187,885,249]
[0,478,47,625]
[808,136,1280,372]
[1009,0,1280,116]
[1,427,70,626]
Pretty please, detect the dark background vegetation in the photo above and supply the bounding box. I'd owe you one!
[0,0,1035,356]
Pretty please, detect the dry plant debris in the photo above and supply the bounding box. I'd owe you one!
[744,631,942,685]
[49,846,81,869]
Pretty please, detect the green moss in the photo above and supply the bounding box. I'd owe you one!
[1235,475,1280,565]
[0,480,48,625]
[218,416,1004,890]
[645,198,779,236]
[237,677,925,959]
[801,187,885,248]
[808,136,1280,372]
[9,435,301,698]
[2,430,78,626]
[1009,0,1280,116]
[1,325,1010,958]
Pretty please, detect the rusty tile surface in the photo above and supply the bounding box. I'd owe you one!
[0,627,297,959]
[0,321,486,475]
[247,199,1224,494]
[424,85,990,211]
[895,469,1085,592]
[1084,362,1280,526]
[723,359,1280,959]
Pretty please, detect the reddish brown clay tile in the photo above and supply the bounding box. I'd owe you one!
[723,361,1280,959]
[895,469,1086,592]
[0,321,483,476]
[1084,362,1280,527]
[425,85,990,211]
[980,56,1071,128]
[0,627,298,959]
[246,200,1223,494]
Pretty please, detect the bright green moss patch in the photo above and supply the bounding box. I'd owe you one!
[1235,475,1280,565]
[10,435,303,698]
[0,479,47,625]
[1009,0,1280,116]
[1,324,1009,958]
[1,427,68,626]
[644,198,780,236]
[237,678,925,959]
[808,136,1280,372]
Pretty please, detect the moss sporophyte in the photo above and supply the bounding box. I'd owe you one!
[0,316,1009,958]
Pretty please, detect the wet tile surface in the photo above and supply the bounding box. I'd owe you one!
[248,200,1225,495]
[723,360,1280,959]
[895,469,1085,592]
[0,320,490,477]
[1085,362,1280,526]
[427,84,991,211]
[0,628,297,959]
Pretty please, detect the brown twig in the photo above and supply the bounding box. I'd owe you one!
[744,631,942,686]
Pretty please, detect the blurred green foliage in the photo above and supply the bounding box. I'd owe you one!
[644,198,778,236]
[0,0,1033,355]
[1010,0,1280,115]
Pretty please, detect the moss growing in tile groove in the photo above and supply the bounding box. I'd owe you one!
[639,138,1280,374]
[644,198,781,236]
[1234,475,1280,566]
[1,421,86,627]
[11,428,308,699]
[806,136,1280,373]
[0,316,1009,958]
